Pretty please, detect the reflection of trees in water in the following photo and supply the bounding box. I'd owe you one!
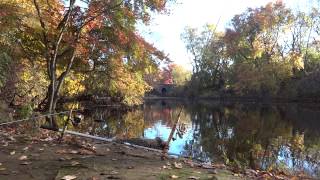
[183,105,236,163]
[61,108,145,139]
[117,110,145,139]
[183,103,320,176]
[143,100,191,128]
[59,101,320,177]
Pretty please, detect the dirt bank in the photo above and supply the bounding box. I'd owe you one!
[0,127,312,180]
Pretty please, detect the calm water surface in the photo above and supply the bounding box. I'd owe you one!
[70,100,320,177]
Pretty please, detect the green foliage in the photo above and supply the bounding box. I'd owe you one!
[182,25,228,93]
[17,103,33,119]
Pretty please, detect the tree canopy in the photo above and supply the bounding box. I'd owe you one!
[0,0,173,111]
[182,1,320,99]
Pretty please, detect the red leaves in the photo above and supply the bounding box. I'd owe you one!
[116,30,129,46]
[160,64,175,84]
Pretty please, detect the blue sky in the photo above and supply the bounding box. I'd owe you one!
[139,0,318,70]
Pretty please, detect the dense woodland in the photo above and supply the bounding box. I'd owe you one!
[0,0,175,121]
[1,1,320,179]
[2,1,320,118]
[180,2,320,100]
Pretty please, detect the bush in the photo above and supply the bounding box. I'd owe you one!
[17,104,33,119]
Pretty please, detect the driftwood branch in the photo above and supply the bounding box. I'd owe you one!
[59,129,163,153]
[167,108,183,144]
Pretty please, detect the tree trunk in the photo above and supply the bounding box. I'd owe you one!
[33,0,77,129]
[46,79,58,129]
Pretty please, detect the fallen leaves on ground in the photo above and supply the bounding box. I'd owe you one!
[7,136,16,141]
[211,163,226,169]
[105,175,120,179]
[70,161,80,166]
[58,156,73,161]
[78,149,94,155]
[2,141,8,147]
[56,149,78,154]
[173,162,182,169]
[188,176,200,180]
[233,173,240,177]
[55,148,95,155]
[70,150,78,154]
[56,149,68,154]
[110,170,119,175]
[162,165,172,169]
[40,137,54,142]
[100,170,119,175]
[20,161,31,165]
[170,175,179,179]
[243,169,295,180]
[61,175,77,180]
[201,163,214,169]
[18,155,28,160]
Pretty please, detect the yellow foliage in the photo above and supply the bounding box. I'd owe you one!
[63,102,81,110]
[61,71,87,97]
[287,52,304,70]
[15,58,48,105]
[291,132,304,152]
[108,58,151,105]
[120,110,145,138]
[234,60,292,95]
[172,64,192,86]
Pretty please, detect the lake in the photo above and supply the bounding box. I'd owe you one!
[69,99,320,177]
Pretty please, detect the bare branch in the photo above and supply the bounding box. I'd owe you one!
[33,0,48,45]
[33,0,51,79]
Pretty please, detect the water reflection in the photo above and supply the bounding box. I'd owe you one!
[62,100,320,177]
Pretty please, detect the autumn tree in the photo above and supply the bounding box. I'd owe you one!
[181,25,229,93]
[160,64,174,84]
[224,2,295,96]
[180,2,320,98]
[0,0,172,128]
[171,64,192,86]
[159,63,191,85]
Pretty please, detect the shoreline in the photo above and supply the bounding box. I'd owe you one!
[144,95,320,104]
[0,127,310,180]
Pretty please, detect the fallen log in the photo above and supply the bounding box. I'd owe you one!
[59,129,113,142]
[58,129,163,153]
[58,129,197,160]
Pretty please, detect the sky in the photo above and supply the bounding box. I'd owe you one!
[138,0,318,70]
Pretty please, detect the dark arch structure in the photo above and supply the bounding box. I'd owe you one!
[152,84,175,96]
[161,87,167,95]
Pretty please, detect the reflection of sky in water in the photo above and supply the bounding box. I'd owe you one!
[144,120,195,156]
[81,102,320,178]
[277,146,318,176]
[142,117,319,177]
